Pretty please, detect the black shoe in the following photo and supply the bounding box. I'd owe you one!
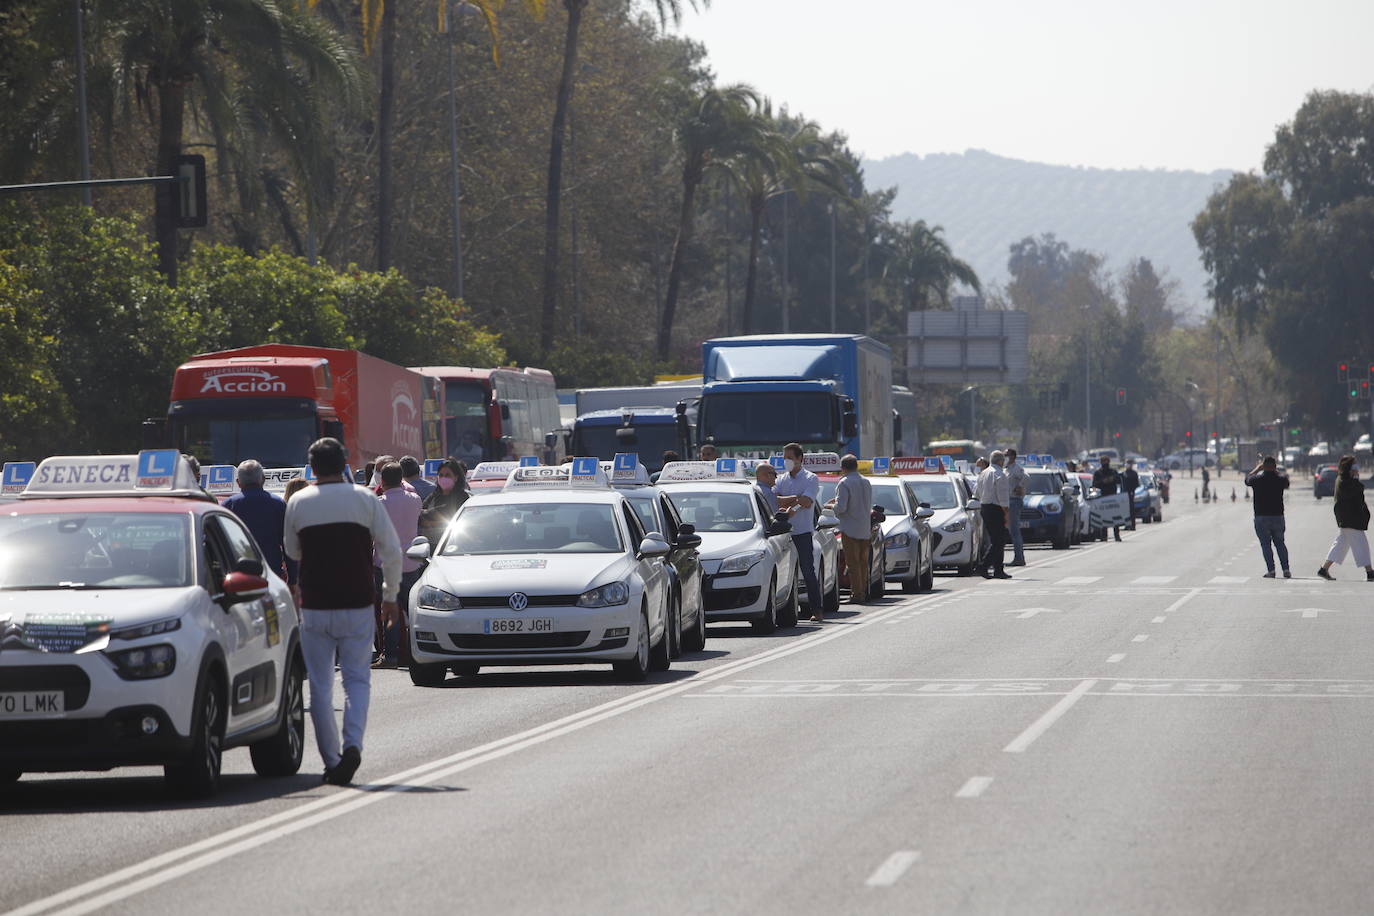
[1317,567,1334,581]
[324,746,361,786]
[981,568,993,579]
[1367,569,1374,582]
[1009,559,1026,567]
[993,571,1013,579]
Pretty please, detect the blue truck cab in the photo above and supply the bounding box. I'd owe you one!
[570,408,687,472]
[690,334,894,458]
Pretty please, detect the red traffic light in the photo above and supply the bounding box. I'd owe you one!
[1185,431,1192,438]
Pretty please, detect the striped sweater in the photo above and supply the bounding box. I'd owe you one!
[284,480,403,608]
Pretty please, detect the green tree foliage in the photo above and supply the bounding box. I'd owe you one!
[0,261,71,458]
[1193,90,1374,437]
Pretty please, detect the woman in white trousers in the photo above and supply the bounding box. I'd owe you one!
[1318,455,1373,581]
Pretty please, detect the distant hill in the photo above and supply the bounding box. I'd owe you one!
[861,149,1236,318]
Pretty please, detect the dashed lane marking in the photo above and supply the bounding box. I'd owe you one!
[1132,634,1149,642]
[1208,576,1249,584]
[865,851,921,888]
[1151,616,1166,623]
[1057,576,1102,585]
[1003,679,1098,753]
[1106,654,1126,663]
[956,776,994,798]
[688,678,1374,699]
[1131,576,1177,585]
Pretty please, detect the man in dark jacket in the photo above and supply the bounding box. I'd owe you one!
[1122,459,1141,531]
[1092,456,1125,542]
[224,459,297,586]
[1318,455,1373,581]
[1245,456,1290,578]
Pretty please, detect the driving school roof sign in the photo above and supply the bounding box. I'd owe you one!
[21,451,203,498]
[2,462,35,495]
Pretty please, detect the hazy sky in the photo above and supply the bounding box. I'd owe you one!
[676,0,1374,173]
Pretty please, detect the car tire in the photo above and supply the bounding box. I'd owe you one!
[920,562,934,592]
[450,663,480,678]
[249,652,305,778]
[682,595,707,653]
[1155,507,1163,523]
[667,593,683,660]
[165,671,225,798]
[614,608,652,680]
[751,574,779,633]
[869,559,885,599]
[648,600,671,672]
[409,661,448,687]
[777,576,799,628]
[823,563,840,612]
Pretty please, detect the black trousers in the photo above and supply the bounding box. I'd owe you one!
[980,504,1009,574]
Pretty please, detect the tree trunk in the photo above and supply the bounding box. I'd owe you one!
[539,0,587,358]
[154,77,186,284]
[658,167,700,361]
[376,0,398,271]
[741,197,763,334]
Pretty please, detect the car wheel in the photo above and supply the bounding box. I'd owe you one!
[751,573,779,633]
[165,671,225,798]
[1155,507,1163,523]
[823,562,840,612]
[869,556,885,598]
[615,607,652,680]
[777,576,799,627]
[249,652,305,778]
[667,592,683,660]
[920,561,935,591]
[648,599,672,672]
[682,594,707,653]
[409,661,448,687]
[450,663,480,678]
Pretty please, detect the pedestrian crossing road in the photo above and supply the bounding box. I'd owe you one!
[2,484,1372,915]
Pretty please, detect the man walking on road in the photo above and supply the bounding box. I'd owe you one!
[975,451,1012,579]
[285,438,403,787]
[373,461,424,669]
[775,442,825,620]
[830,455,873,606]
[1245,455,1290,578]
[1005,449,1028,566]
[1122,458,1141,531]
[225,459,296,586]
[1093,456,1125,542]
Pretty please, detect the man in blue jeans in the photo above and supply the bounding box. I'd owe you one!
[775,442,824,621]
[1245,455,1290,578]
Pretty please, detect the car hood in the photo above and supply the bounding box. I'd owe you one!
[695,529,765,561]
[929,507,965,529]
[0,587,204,653]
[880,515,912,537]
[422,554,633,596]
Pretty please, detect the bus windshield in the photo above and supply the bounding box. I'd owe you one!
[444,381,490,467]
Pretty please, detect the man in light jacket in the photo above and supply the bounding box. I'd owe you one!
[830,455,874,607]
[285,438,403,787]
[975,450,1012,579]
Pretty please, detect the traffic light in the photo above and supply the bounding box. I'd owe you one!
[1185,430,1193,440]
[173,154,207,228]
[1368,364,1374,385]
[1113,431,1121,439]
[1338,362,1350,382]
[1116,388,1126,406]
[1349,382,1361,401]
[1363,380,1372,400]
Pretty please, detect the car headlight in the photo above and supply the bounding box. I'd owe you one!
[110,616,181,641]
[105,644,176,680]
[417,585,463,611]
[884,532,911,549]
[1043,500,1062,514]
[719,550,766,574]
[940,519,967,533]
[576,581,630,607]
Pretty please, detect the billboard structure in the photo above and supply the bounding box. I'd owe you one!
[905,308,1029,384]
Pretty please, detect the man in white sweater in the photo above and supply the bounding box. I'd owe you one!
[285,438,403,786]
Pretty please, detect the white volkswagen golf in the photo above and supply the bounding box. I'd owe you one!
[406,460,673,684]
[657,461,799,633]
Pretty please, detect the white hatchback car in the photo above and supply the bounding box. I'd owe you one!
[0,452,304,796]
[901,470,983,575]
[658,462,799,633]
[406,461,673,683]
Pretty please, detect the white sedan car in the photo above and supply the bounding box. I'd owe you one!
[901,471,983,575]
[658,463,799,633]
[406,463,674,683]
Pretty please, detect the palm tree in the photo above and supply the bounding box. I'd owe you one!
[888,220,981,312]
[722,110,853,335]
[540,0,706,359]
[656,83,763,360]
[308,0,543,271]
[94,0,362,282]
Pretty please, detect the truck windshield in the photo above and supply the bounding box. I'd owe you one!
[575,425,679,469]
[180,413,316,468]
[444,381,490,467]
[700,392,833,446]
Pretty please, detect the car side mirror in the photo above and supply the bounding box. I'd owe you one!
[405,535,432,562]
[232,557,264,577]
[870,506,886,524]
[638,535,671,559]
[966,498,982,510]
[1061,485,1076,498]
[221,571,269,605]
[915,507,935,519]
[766,520,793,537]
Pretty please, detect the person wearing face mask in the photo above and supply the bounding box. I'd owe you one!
[1318,454,1373,581]
[419,458,469,547]
[774,443,825,620]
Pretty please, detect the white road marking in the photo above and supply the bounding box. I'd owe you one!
[1132,634,1149,642]
[1003,607,1062,619]
[1208,576,1249,584]
[1284,607,1340,619]
[1003,679,1098,753]
[7,590,953,916]
[1151,616,1166,623]
[956,776,994,798]
[1132,576,1176,584]
[1057,576,1102,585]
[865,851,921,887]
[1158,587,1203,616]
[1106,654,1126,663]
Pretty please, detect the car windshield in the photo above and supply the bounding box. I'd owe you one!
[869,481,908,515]
[905,478,959,509]
[664,490,757,533]
[0,513,192,589]
[440,502,622,555]
[1025,474,1061,495]
[626,495,661,535]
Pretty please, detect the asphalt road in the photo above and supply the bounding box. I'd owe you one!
[5,477,1373,915]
